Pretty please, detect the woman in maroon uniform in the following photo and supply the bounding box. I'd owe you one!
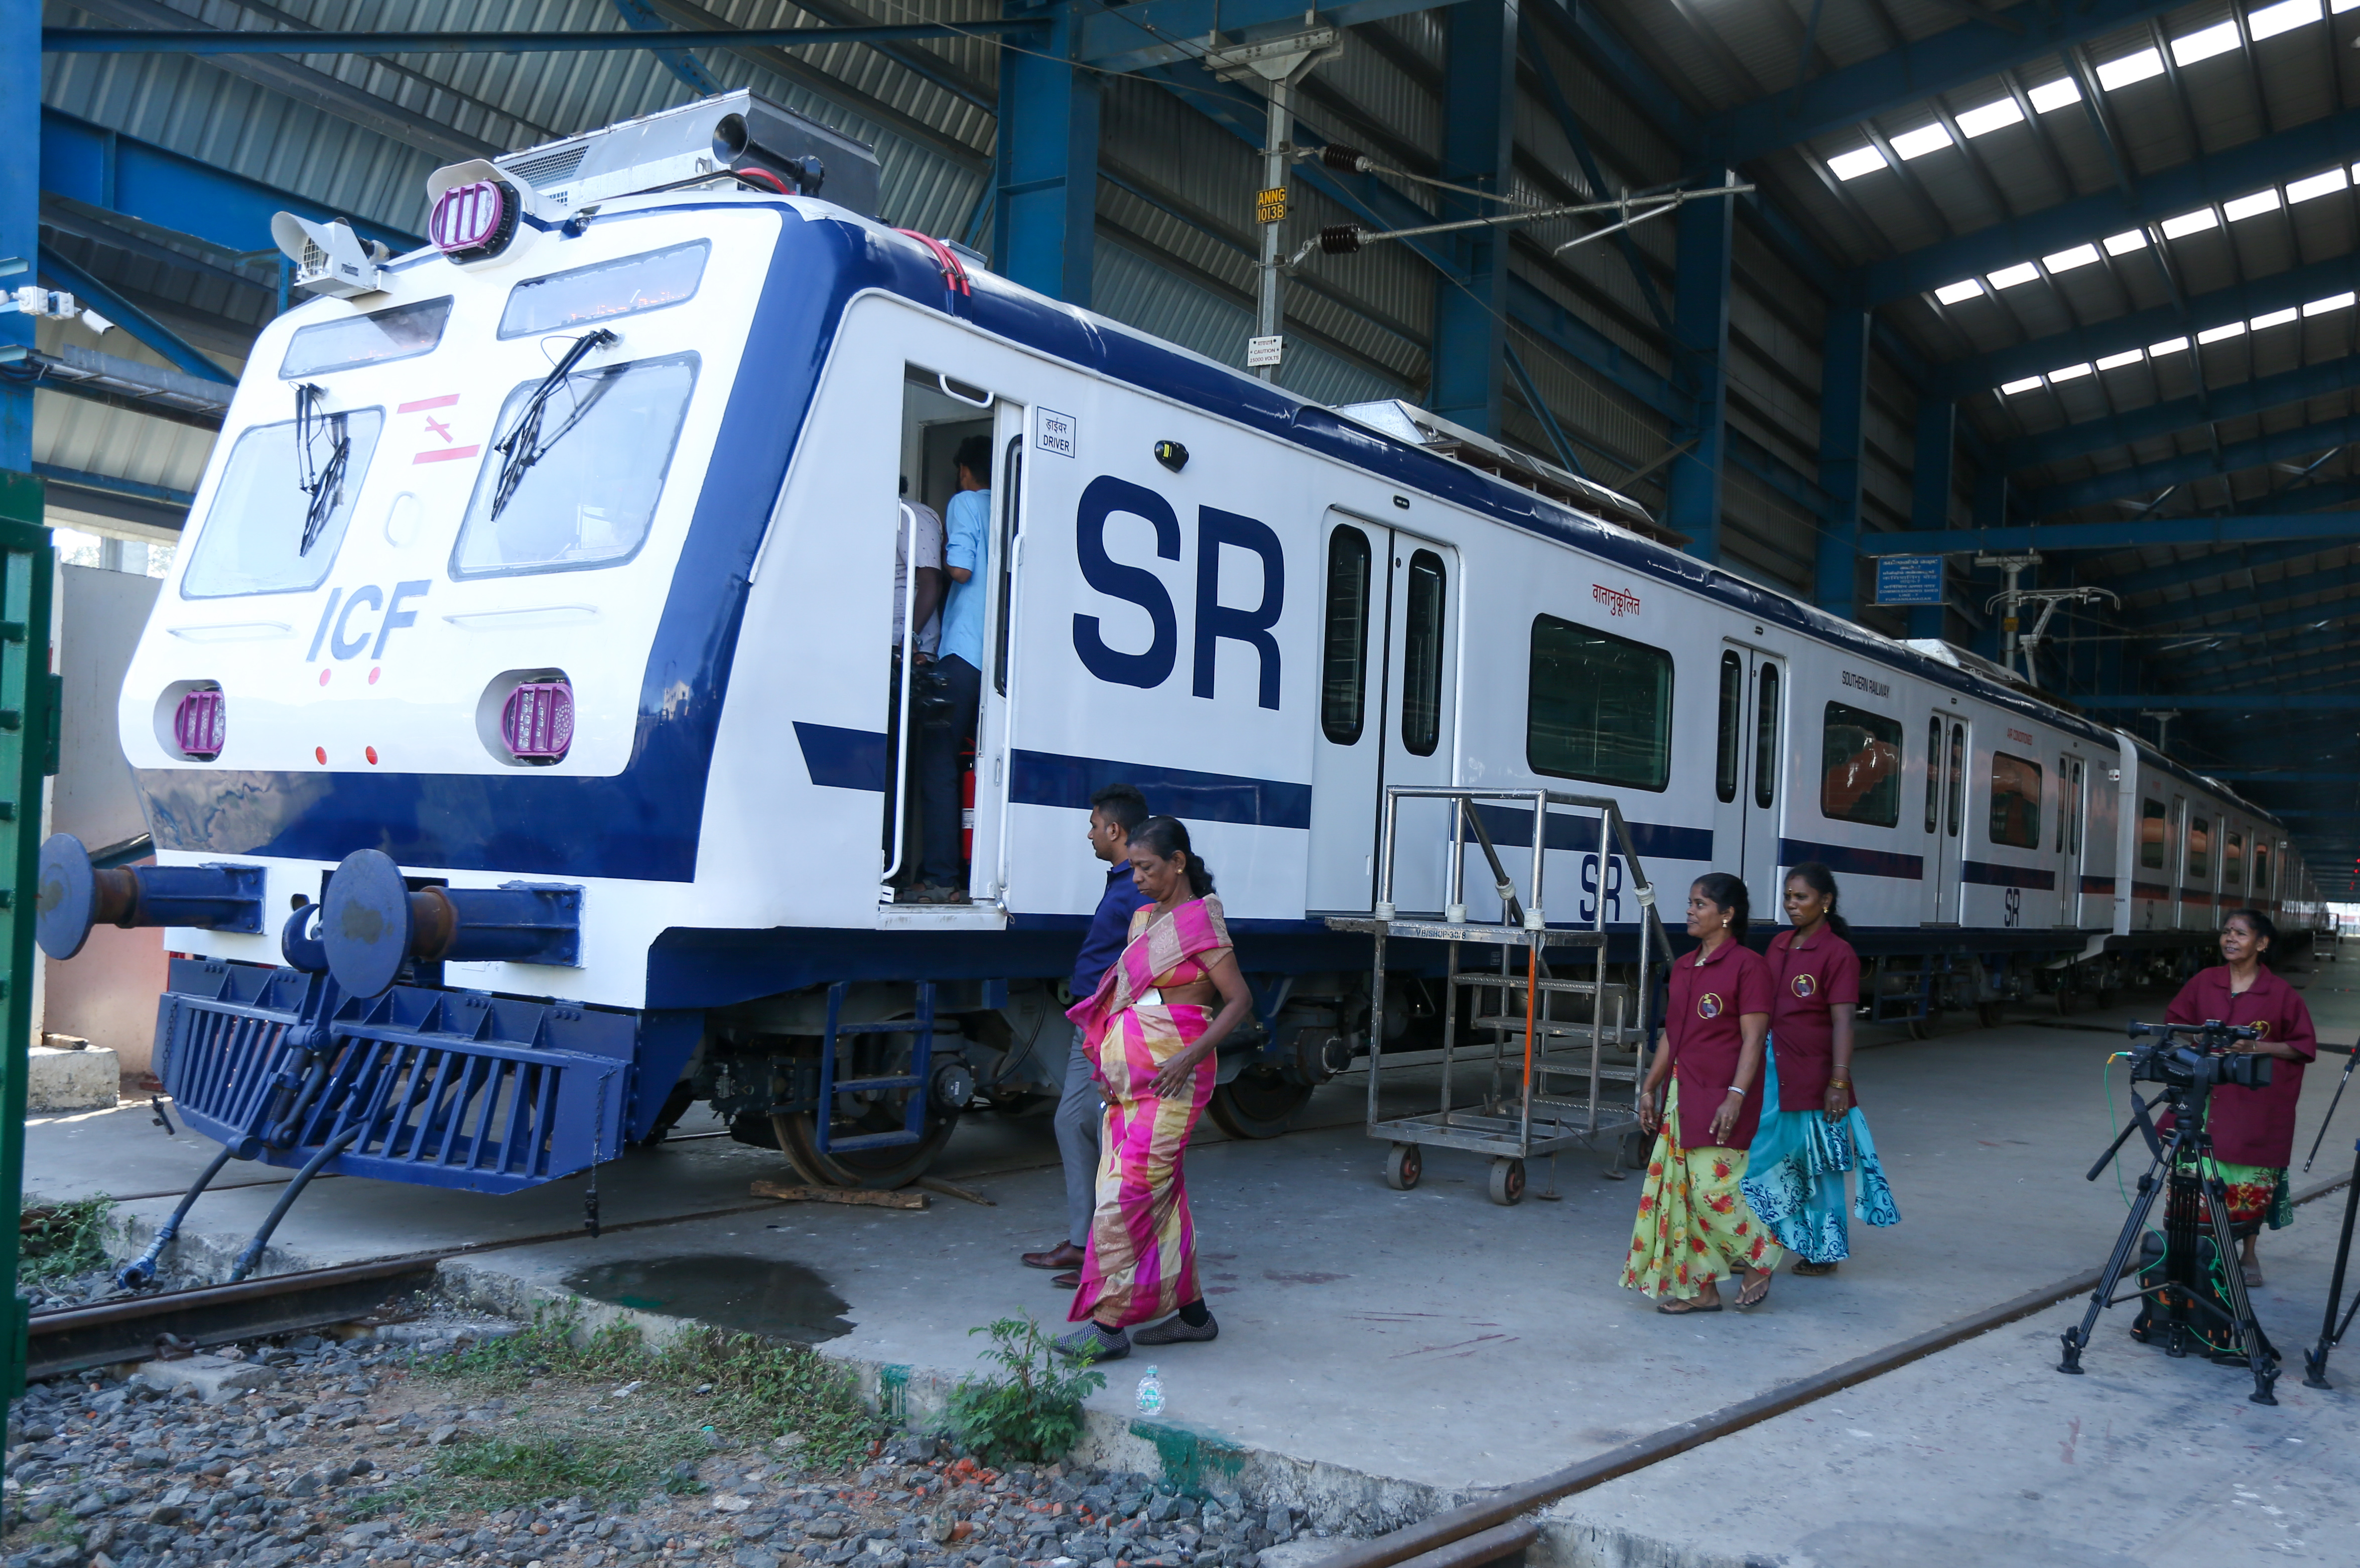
[1741,863,1899,1275]
[1622,873,1784,1313]
[2163,908,2316,1286]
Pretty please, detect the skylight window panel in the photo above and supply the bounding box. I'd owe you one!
[2148,336,2191,354]
[2043,243,2102,272]
[2196,321,2248,343]
[2305,291,2358,314]
[2336,0,2360,15]
[2170,21,2242,65]
[2161,208,2221,238]
[2251,0,2325,35]
[2224,189,2284,221]
[2048,362,2094,382]
[2103,228,2150,254]
[2000,376,2045,395]
[1889,123,1955,160]
[1828,146,1889,180]
[2288,168,2349,202]
[1934,279,1986,305]
[2027,77,2084,112]
[2251,307,2299,329]
[1954,98,2025,138]
[1987,261,2042,289]
[2095,48,2167,89]
[2095,350,2145,370]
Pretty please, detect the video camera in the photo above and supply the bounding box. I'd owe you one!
[2125,1019,2272,1093]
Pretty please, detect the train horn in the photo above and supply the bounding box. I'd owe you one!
[35,834,265,960]
[319,848,582,998]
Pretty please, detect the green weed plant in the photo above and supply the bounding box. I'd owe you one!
[945,1316,1105,1467]
[19,1197,113,1283]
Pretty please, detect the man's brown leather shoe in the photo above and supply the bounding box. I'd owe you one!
[1022,1242,1084,1270]
[1052,1270,1081,1289]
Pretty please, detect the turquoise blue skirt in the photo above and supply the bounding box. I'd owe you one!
[1739,1044,1901,1263]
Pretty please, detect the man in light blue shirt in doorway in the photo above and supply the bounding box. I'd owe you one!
[915,434,993,899]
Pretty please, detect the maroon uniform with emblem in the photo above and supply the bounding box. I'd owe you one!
[2163,965,2316,1167]
[1664,939,1775,1149]
[1765,924,1863,1111]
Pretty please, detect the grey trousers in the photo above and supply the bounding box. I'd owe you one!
[1056,1022,1107,1249]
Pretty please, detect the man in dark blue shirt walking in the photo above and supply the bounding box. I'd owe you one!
[1021,782,1150,1284]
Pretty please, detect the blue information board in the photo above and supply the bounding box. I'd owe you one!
[1875,555,1946,606]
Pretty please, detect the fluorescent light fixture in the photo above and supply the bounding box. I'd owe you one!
[2170,20,2242,65]
[2095,48,2166,89]
[2103,228,2150,255]
[2095,349,2145,370]
[2148,336,2191,354]
[2043,243,2103,272]
[2161,207,2221,238]
[1934,279,1986,305]
[2251,307,2299,329]
[2027,77,2083,112]
[2196,321,2248,343]
[1988,261,2042,289]
[1890,123,1956,160]
[2288,167,2349,202]
[2305,291,2357,314]
[2224,188,2284,221]
[2047,362,2094,382]
[2000,376,2045,395]
[2250,0,2324,38]
[1955,98,2025,137]
[1829,146,1889,180]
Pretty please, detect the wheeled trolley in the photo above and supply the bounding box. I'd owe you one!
[1326,788,1676,1205]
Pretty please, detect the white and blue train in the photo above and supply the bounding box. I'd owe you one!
[37,92,2320,1221]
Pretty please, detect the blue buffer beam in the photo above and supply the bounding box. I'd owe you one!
[1666,171,1736,562]
[1427,0,1516,437]
[1814,301,1870,618]
[995,0,1097,307]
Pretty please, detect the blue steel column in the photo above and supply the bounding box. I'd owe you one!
[1968,466,2008,661]
[1813,301,1869,618]
[993,0,1098,306]
[1427,0,1517,435]
[2,0,37,473]
[1907,397,1955,639]
[1666,171,1735,561]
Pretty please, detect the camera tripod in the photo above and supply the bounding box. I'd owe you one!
[2058,1038,2279,1405]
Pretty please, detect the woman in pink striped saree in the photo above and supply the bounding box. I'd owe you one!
[1056,816,1252,1361]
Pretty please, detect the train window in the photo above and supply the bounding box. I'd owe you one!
[1716,654,1742,804]
[279,297,452,379]
[1944,723,1964,836]
[1400,551,1446,757]
[1924,718,1941,832]
[180,410,386,598]
[1527,615,1672,791]
[2054,760,2067,852]
[2255,842,2272,898]
[2225,831,2245,892]
[450,353,698,578]
[2187,817,2211,882]
[498,241,710,338]
[2068,761,2083,855]
[1320,528,1372,745]
[2140,799,2168,870]
[1988,752,2042,849]
[1753,664,1780,809]
[1820,703,1902,827]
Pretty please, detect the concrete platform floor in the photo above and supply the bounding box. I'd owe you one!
[27,956,2360,1566]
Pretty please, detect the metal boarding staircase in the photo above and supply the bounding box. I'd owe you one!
[1325,787,1676,1205]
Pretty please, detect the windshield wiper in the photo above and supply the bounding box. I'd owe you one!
[294,381,349,555]
[489,329,620,519]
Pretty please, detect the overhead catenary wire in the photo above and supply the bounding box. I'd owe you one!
[1293,183,1755,265]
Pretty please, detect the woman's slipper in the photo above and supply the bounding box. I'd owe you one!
[1735,1271,1774,1310]
[1656,1293,1723,1315]
[1792,1260,1840,1276]
[2242,1261,2265,1287]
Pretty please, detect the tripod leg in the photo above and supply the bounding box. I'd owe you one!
[2303,1139,2360,1388]
[2061,1159,2169,1375]
[2201,1168,2280,1406]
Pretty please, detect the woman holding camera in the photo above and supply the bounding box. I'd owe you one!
[1622,874,1784,1313]
[2163,908,2317,1286]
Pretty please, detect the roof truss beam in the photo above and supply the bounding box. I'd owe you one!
[2005,352,2360,472]
[1861,513,2360,555]
[2022,410,2360,516]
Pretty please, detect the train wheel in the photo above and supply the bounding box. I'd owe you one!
[1488,1157,1526,1207]
[773,1106,960,1190]
[1207,1069,1312,1139]
[1383,1142,1422,1192]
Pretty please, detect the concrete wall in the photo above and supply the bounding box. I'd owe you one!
[42,564,165,1075]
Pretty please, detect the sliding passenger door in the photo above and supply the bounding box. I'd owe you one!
[1921,713,1967,924]
[1710,641,1786,911]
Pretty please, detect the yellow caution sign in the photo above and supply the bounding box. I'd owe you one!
[1256,187,1288,224]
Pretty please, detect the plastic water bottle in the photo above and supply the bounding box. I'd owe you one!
[1135,1366,1164,1417]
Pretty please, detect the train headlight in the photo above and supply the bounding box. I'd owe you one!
[500,678,574,763]
[172,687,225,761]
[430,179,520,261]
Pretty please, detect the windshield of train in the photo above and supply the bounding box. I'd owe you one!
[449,353,698,578]
[181,410,385,598]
